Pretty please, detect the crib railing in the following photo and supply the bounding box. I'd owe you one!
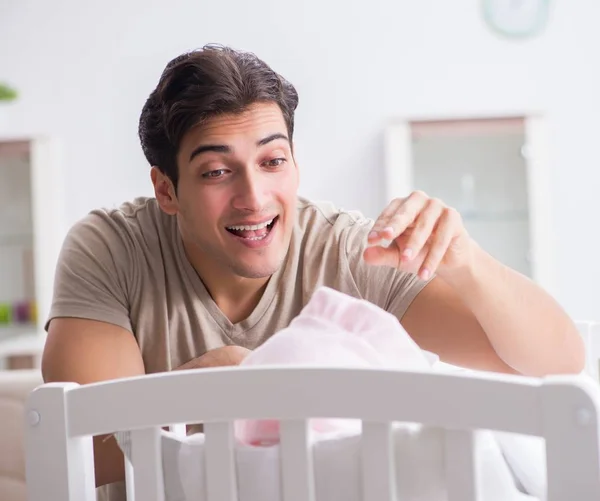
[24,366,600,501]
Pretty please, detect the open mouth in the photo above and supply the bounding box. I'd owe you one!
[225,216,279,241]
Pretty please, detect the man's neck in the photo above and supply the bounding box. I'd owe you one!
[207,274,271,324]
[181,240,271,324]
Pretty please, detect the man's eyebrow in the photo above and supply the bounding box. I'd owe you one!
[257,133,289,146]
[189,144,231,162]
[188,133,289,162]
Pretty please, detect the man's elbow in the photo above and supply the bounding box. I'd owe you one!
[543,325,586,376]
[511,325,586,378]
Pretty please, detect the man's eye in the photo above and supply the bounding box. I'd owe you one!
[203,169,226,178]
[265,158,286,168]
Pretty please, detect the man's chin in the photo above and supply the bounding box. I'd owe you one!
[229,258,284,280]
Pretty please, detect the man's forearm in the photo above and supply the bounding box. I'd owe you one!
[441,244,585,376]
[175,345,251,371]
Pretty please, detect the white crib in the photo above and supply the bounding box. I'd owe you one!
[23,356,600,501]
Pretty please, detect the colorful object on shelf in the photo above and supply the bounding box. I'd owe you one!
[0,303,12,324]
[0,299,37,326]
[13,300,30,323]
[29,299,37,324]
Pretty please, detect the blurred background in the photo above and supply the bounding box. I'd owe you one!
[0,0,599,352]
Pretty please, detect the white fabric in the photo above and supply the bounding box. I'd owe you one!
[494,432,546,499]
[153,424,537,501]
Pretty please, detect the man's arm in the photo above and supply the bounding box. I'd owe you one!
[401,245,585,377]
[42,319,251,488]
[400,276,518,374]
[42,318,146,487]
[363,191,584,377]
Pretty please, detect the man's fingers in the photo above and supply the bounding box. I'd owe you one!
[418,209,456,280]
[385,191,428,239]
[364,232,427,272]
[369,191,428,243]
[368,197,404,243]
[399,198,444,261]
[364,191,468,279]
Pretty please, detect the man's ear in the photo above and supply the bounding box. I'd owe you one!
[151,166,178,215]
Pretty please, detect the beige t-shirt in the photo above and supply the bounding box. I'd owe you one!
[47,195,430,500]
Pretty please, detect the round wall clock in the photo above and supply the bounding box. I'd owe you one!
[482,0,552,39]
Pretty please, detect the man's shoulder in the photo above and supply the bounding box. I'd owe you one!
[63,197,174,263]
[70,197,167,240]
[85,196,163,226]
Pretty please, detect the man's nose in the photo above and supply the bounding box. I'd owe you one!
[232,169,269,212]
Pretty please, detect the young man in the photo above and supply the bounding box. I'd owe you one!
[42,44,584,500]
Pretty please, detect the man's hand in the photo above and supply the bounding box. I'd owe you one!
[363,191,474,281]
[177,345,251,370]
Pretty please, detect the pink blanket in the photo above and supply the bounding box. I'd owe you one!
[235,286,435,446]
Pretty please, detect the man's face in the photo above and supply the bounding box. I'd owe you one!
[163,102,299,280]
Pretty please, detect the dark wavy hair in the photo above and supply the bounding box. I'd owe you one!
[138,44,299,190]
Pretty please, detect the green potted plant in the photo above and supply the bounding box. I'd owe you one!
[0,82,18,132]
[0,82,18,102]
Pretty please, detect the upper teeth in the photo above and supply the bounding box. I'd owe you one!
[227,218,274,231]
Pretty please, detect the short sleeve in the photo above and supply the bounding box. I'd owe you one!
[341,213,433,321]
[46,212,135,333]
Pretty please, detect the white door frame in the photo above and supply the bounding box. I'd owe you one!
[384,111,557,296]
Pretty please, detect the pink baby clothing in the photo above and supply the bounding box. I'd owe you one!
[234,286,435,446]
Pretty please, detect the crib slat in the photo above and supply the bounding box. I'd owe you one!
[204,422,238,501]
[444,429,481,501]
[280,419,316,501]
[169,423,187,437]
[125,427,165,501]
[361,422,396,501]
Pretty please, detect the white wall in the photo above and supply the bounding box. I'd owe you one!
[0,0,599,320]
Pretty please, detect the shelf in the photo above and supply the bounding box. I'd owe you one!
[0,323,38,340]
[0,333,44,361]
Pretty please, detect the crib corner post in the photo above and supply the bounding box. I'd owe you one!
[24,382,96,501]
[541,377,600,500]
